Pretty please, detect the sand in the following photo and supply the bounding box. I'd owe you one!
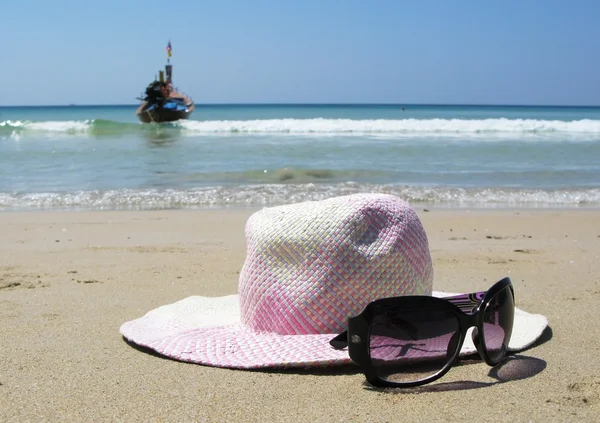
[1,207,599,422]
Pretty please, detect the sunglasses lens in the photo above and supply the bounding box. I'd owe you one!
[482,286,514,363]
[369,307,460,384]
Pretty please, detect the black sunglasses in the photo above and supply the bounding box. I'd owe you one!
[330,277,514,387]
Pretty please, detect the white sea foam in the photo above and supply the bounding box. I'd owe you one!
[1,185,599,211]
[1,119,91,133]
[177,118,600,135]
[2,118,600,138]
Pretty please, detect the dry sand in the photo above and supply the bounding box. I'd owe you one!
[1,207,599,422]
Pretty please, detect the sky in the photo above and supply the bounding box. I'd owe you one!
[2,0,599,106]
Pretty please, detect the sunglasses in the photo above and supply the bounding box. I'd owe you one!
[330,277,514,388]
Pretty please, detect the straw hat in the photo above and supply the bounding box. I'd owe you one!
[120,193,548,368]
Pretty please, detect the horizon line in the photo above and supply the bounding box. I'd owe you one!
[1,102,600,108]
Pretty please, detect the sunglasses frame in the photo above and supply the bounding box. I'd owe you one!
[330,277,514,388]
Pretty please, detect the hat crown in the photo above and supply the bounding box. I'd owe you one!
[238,194,433,335]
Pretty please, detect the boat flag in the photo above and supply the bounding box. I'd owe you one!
[166,41,172,58]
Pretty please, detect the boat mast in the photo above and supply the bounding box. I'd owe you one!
[165,40,173,83]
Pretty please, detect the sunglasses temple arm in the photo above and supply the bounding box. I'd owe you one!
[329,331,348,349]
[443,290,487,314]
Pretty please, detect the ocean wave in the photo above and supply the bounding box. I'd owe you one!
[1,184,599,211]
[0,119,153,138]
[2,118,600,138]
[178,118,600,135]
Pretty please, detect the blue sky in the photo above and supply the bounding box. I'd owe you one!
[3,0,599,106]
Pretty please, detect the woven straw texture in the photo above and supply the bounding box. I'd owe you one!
[237,193,433,335]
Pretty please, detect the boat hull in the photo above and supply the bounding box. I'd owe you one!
[136,101,195,123]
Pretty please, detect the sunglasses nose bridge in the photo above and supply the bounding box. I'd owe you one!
[457,312,488,359]
[458,310,479,329]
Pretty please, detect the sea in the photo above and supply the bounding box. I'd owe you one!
[1,104,599,211]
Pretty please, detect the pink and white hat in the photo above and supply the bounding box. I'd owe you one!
[120,193,548,369]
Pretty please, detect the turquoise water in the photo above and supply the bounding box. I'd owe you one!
[1,104,600,210]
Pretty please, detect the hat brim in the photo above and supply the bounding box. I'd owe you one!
[120,292,549,369]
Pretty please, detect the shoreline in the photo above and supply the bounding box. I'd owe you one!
[3,102,600,108]
[2,201,600,214]
[1,207,599,421]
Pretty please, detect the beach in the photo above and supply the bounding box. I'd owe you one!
[1,207,599,422]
